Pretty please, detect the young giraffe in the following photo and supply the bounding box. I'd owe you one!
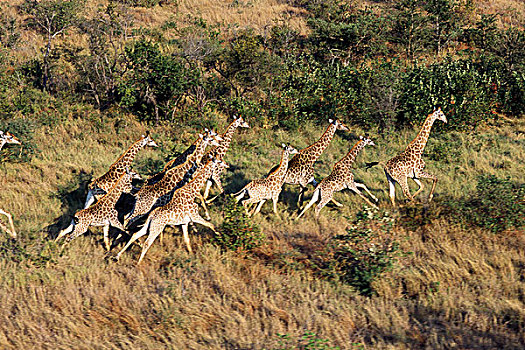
[382,108,447,206]
[115,158,226,263]
[57,168,142,251]
[233,144,298,217]
[281,119,349,207]
[0,131,21,238]
[202,116,250,200]
[125,132,221,226]
[297,136,378,219]
[146,128,221,185]
[84,133,158,208]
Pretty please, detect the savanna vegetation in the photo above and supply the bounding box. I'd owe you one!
[0,0,524,348]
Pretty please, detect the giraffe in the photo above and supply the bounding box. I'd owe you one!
[297,136,378,219]
[146,128,221,185]
[280,119,349,207]
[84,133,158,208]
[233,144,298,217]
[56,168,142,251]
[0,131,21,238]
[382,108,447,206]
[125,131,221,226]
[202,116,250,201]
[115,157,226,263]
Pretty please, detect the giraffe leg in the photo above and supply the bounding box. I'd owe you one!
[203,179,213,200]
[418,171,438,202]
[137,220,167,264]
[196,193,211,220]
[181,224,192,254]
[349,185,379,209]
[234,189,246,202]
[296,187,320,220]
[251,200,266,217]
[297,186,306,208]
[84,190,96,209]
[398,176,414,203]
[56,219,75,241]
[330,198,344,207]
[103,224,111,251]
[190,214,218,235]
[355,182,379,202]
[115,218,152,261]
[314,191,333,218]
[0,208,17,239]
[272,195,280,217]
[411,178,425,198]
[65,220,90,244]
[385,170,397,207]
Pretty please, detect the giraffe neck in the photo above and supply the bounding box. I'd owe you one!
[98,173,131,207]
[112,138,146,171]
[214,121,238,160]
[180,160,216,198]
[268,150,291,181]
[406,114,436,156]
[186,137,208,165]
[339,140,366,167]
[302,123,337,161]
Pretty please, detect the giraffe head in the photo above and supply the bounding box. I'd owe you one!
[282,143,299,156]
[329,119,349,131]
[431,107,447,124]
[233,115,250,128]
[123,167,142,193]
[0,131,21,145]
[203,128,223,147]
[141,132,159,148]
[360,135,375,147]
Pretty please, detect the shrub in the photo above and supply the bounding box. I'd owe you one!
[447,175,525,233]
[214,197,263,252]
[324,208,405,296]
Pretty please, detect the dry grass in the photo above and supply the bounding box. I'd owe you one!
[1,111,524,349]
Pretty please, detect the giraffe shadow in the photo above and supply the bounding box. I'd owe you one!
[44,171,137,244]
[44,170,93,238]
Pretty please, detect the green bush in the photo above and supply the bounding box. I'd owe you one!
[324,208,405,296]
[447,175,525,233]
[214,197,263,252]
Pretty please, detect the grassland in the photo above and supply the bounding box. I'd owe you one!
[1,0,525,349]
[1,110,524,349]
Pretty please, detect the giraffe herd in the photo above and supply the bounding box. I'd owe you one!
[0,109,448,263]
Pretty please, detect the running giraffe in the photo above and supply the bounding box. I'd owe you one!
[57,168,142,251]
[115,158,226,263]
[125,131,221,226]
[280,119,349,207]
[233,144,298,217]
[84,133,158,208]
[0,131,21,238]
[202,116,250,200]
[375,108,447,206]
[297,136,378,219]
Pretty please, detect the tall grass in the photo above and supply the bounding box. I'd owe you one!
[1,110,524,348]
